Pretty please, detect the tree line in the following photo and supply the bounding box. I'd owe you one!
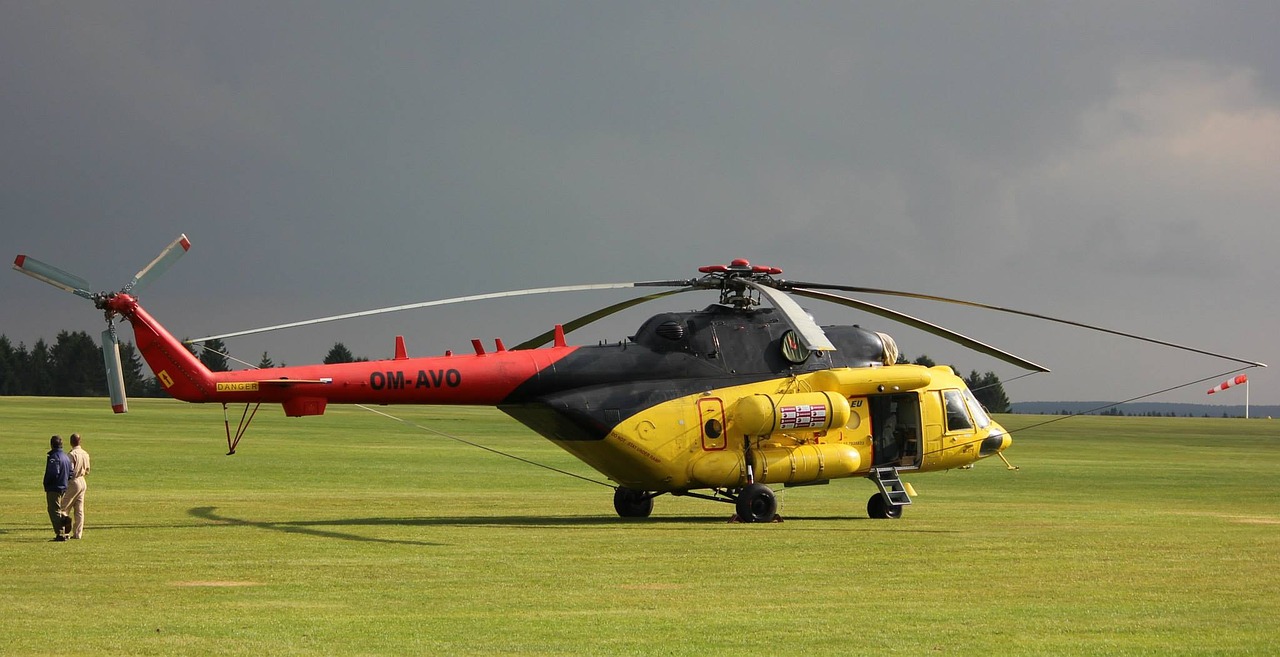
[0,331,371,398]
[1,331,152,397]
[1,332,1010,413]
[898,353,1011,414]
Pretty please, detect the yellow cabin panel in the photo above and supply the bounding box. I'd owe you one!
[548,365,1011,491]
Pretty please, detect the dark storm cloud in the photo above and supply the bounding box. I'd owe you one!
[4,2,1277,403]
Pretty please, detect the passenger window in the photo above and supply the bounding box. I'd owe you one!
[943,390,973,432]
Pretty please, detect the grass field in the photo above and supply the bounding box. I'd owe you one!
[2,397,1277,656]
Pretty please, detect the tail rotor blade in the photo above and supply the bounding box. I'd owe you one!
[101,328,128,414]
[13,255,95,300]
[122,234,191,295]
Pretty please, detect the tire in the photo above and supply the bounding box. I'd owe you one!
[867,493,903,519]
[735,483,777,523]
[613,487,654,518]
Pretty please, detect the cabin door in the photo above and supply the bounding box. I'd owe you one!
[868,393,922,469]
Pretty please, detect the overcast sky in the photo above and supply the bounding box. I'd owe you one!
[3,2,1277,406]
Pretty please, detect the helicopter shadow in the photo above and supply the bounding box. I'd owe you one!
[188,506,449,546]
[190,506,732,531]
[187,508,961,540]
[185,506,748,543]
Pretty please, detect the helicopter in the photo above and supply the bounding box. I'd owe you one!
[13,235,1266,522]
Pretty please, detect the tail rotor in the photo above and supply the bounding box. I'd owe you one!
[13,234,191,413]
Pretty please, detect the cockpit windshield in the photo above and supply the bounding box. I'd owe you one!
[963,388,992,429]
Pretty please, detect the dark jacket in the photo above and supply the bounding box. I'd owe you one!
[44,448,71,493]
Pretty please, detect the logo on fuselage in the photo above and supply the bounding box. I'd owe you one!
[370,369,463,391]
[779,404,828,429]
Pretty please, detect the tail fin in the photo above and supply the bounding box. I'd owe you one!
[110,296,216,402]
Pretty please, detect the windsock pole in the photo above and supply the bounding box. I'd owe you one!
[1207,374,1250,418]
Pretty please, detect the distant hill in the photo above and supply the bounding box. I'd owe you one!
[1010,401,1280,419]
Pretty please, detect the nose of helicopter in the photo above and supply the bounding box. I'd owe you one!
[978,425,1012,457]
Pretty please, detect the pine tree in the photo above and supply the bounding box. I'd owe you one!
[324,342,356,364]
[120,342,148,396]
[199,338,232,372]
[51,331,105,396]
[964,370,1010,414]
[0,335,13,395]
[27,339,55,395]
[976,371,1010,413]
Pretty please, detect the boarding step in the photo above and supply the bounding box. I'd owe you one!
[870,467,912,506]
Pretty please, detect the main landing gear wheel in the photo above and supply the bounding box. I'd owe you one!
[867,493,903,519]
[735,483,778,523]
[613,486,654,518]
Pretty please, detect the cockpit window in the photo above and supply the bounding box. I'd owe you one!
[943,390,973,432]
[963,389,992,429]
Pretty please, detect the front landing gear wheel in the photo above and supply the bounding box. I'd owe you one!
[613,487,654,518]
[735,483,778,523]
[867,493,903,519]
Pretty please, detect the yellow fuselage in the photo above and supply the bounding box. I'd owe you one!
[548,364,1010,491]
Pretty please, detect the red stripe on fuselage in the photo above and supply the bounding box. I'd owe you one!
[112,293,575,407]
[210,347,575,406]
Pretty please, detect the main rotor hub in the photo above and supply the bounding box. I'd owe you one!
[697,259,783,277]
[695,259,784,308]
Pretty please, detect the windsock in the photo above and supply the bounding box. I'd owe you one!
[1207,375,1248,395]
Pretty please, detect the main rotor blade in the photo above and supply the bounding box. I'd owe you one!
[789,287,1050,372]
[12,255,95,300]
[123,234,191,295]
[101,328,128,413]
[786,281,1267,368]
[744,280,838,352]
[513,287,695,350]
[188,281,692,344]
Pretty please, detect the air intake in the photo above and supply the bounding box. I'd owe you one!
[656,320,685,341]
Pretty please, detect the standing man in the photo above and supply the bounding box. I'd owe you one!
[43,435,72,542]
[63,433,92,540]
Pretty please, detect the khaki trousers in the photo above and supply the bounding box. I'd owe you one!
[62,477,86,538]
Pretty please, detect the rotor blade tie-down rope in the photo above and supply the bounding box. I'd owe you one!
[208,357,615,487]
[970,370,1041,394]
[1007,365,1262,436]
[355,404,618,490]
